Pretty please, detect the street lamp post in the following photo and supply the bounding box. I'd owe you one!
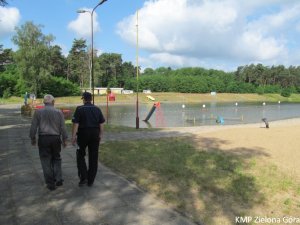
[135,10,139,129]
[77,10,92,94]
[77,0,108,104]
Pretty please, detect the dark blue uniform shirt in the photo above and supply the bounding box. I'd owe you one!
[72,103,105,129]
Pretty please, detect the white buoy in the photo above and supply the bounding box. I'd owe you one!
[202,104,206,108]
[182,104,185,109]
[262,102,266,106]
[278,101,281,104]
[235,102,238,106]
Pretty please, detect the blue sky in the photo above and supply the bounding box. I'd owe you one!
[1,0,300,71]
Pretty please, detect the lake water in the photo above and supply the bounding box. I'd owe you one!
[90,102,300,128]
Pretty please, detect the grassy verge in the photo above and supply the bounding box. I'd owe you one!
[0,96,24,104]
[3,93,300,105]
[65,119,152,132]
[47,93,300,104]
[100,136,300,225]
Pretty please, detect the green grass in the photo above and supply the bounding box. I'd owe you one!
[100,136,300,225]
[3,93,300,105]
[0,96,23,104]
[65,119,153,132]
[62,93,300,103]
[101,124,156,132]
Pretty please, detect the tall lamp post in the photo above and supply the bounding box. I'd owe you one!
[77,0,108,104]
[77,9,92,94]
[135,10,139,129]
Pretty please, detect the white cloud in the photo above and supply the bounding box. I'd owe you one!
[234,31,286,61]
[247,4,300,35]
[0,7,20,39]
[116,0,300,70]
[68,8,100,38]
[149,52,202,67]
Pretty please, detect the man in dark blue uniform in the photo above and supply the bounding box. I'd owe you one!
[71,92,105,187]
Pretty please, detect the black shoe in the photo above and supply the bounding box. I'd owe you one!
[47,185,56,191]
[56,180,63,187]
[87,182,93,187]
[78,179,87,187]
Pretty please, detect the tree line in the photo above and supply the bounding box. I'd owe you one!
[125,65,300,97]
[1,21,300,98]
[0,22,136,98]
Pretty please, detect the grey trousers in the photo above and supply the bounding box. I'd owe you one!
[38,135,62,186]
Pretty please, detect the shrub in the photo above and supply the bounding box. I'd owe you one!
[256,86,265,95]
[41,76,81,97]
[281,88,292,97]
[2,88,12,99]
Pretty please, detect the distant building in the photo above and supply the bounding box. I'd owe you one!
[110,88,124,94]
[143,89,152,94]
[81,87,124,95]
[122,90,134,94]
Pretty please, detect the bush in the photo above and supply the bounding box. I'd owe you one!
[2,88,12,99]
[264,85,281,93]
[256,85,281,94]
[0,73,17,97]
[256,86,265,95]
[227,82,255,93]
[281,88,292,97]
[41,76,81,97]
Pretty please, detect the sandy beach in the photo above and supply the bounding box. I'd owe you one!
[161,119,300,224]
[166,118,300,181]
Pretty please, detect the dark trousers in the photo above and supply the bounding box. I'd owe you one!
[77,128,100,184]
[38,136,62,186]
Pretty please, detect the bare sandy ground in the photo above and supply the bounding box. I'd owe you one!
[165,119,300,181]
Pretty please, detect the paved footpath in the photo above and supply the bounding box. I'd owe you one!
[0,105,199,225]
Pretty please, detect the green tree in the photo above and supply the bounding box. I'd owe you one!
[277,66,291,88]
[253,64,267,86]
[143,68,155,76]
[67,39,89,87]
[41,76,81,97]
[49,45,67,77]
[241,64,257,84]
[0,45,13,72]
[155,67,172,75]
[12,21,54,97]
[0,64,18,97]
[97,53,123,87]
[120,61,135,87]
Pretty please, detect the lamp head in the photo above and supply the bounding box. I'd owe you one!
[99,0,108,5]
[77,9,87,13]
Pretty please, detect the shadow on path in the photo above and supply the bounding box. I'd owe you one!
[0,106,197,225]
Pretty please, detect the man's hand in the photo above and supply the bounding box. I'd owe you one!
[31,139,36,146]
[62,141,67,148]
[72,136,77,146]
[99,134,103,143]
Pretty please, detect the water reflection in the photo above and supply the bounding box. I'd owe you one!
[57,102,300,128]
